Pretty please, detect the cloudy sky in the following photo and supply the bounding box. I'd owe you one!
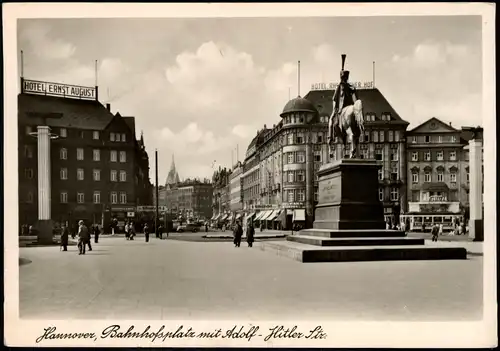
[17,16,482,183]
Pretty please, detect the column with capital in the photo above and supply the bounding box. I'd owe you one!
[468,138,483,241]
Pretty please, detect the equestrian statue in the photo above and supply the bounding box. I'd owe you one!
[327,54,365,159]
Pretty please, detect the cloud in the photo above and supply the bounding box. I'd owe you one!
[19,22,76,61]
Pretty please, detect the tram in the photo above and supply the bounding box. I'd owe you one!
[400,214,464,232]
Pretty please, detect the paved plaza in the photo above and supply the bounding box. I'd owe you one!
[19,237,482,321]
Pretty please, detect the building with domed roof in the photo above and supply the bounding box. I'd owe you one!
[240,86,410,230]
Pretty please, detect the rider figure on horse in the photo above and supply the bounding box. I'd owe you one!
[328,54,364,159]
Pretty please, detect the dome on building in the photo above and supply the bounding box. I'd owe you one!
[280,96,318,117]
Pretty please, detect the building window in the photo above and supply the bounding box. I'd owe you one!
[437,172,443,182]
[287,171,294,183]
[424,172,431,182]
[390,150,398,161]
[373,131,379,142]
[317,132,323,143]
[450,151,457,161]
[119,151,126,163]
[60,148,67,160]
[24,145,33,158]
[424,151,431,161]
[379,131,385,143]
[451,135,457,143]
[378,188,384,201]
[412,136,417,143]
[364,131,370,142]
[391,167,398,181]
[60,168,68,180]
[111,192,118,204]
[122,133,126,142]
[93,149,100,161]
[438,135,443,143]
[77,192,85,204]
[77,148,84,160]
[296,152,305,163]
[26,126,33,135]
[24,168,33,179]
[110,132,115,141]
[466,172,469,182]
[395,131,400,142]
[93,131,100,140]
[314,187,319,201]
[93,191,101,204]
[411,152,418,161]
[425,135,430,143]
[120,170,127,182]
[375,149,383,161]
[412,173,419,183]
[437,150,444,161]
[110,150,117,162]
[77,168,84,180]
[388,130,394,142]
[297,189,305,202]
[93,169,101,181]
[60,192,68,203]
[390,187,399,201]
[117,133,123,142]
[450,173,457,183]
[314,151,322,162]
[297,170,305,182]
[111,170,117,182]
[362,149,369,159]
[120,192,127,204]
[378,168,383,180]
[288,190,294,202]
[60,128,67,138]
[296,133,304,144]
[78,131,84,139]
[287,133,294,145]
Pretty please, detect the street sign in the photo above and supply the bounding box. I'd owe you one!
[136,205,168,212]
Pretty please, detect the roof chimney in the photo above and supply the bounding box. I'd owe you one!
[264,124,267,129]
[106,103,111,111]
[449,122,452,126]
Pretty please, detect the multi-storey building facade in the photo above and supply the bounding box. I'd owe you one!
[404,117,470,230]
[211,167,232,223]
[229,162,243,215]
[18,87,152,232]
[165,180,213,220]
[305,88,410,222]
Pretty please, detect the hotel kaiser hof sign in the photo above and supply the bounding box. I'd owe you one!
[22,78,97,100]
[310,81,374,91]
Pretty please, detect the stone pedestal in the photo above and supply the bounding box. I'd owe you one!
[314,159,385,230]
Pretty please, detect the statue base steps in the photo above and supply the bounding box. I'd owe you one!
[258,159,468,263]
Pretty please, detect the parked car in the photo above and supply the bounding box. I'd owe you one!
[177,223,199,233]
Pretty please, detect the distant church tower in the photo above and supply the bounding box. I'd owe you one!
[166,154,180,185]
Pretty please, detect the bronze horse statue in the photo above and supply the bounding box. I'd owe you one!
[327,54,365,159]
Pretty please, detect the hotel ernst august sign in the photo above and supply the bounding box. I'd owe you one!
[22,79,97,100]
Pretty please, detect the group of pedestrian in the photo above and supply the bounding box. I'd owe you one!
[124,221,136,240]
[232,221,254,248]
[431,223,444,242]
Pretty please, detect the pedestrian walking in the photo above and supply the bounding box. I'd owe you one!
[77,220,90,255]
[124,223,130,240]
[60,224,69,252]
[246,222,255,248]
[94,224,100,243]
[144,223,150,242]
[158,224,164,239]
[431,223,439,242]
[129,222,135,240]
[438,223,443,237]
[233,221,243,248]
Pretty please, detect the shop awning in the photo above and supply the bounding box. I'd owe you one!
[235,213,242,219]
[213,214,221,221]
[227,214,234,221]
[260,210,273,221]
[267,210,281,221]
[220,214,228,221]
[210,214,216,220]
[293,209,306,222]
[254,211,265,220]
[244,212,256,222]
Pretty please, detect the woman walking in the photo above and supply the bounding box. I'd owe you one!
[60,224,69,252]
[144,223,150,243]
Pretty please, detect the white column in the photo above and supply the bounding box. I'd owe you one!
[37,126,51,220]
[469,139,482,221]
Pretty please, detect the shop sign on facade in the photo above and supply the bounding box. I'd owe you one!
[111,206,135,212]
[127,212,135,218]
[282,202,304,209]
[429,195,448,202]
[310,81,374,91]
[136,205,168,212]
[22,79,97,100]
[254,204,279,210]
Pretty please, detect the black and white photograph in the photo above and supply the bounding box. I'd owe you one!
[3,3,496,348]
